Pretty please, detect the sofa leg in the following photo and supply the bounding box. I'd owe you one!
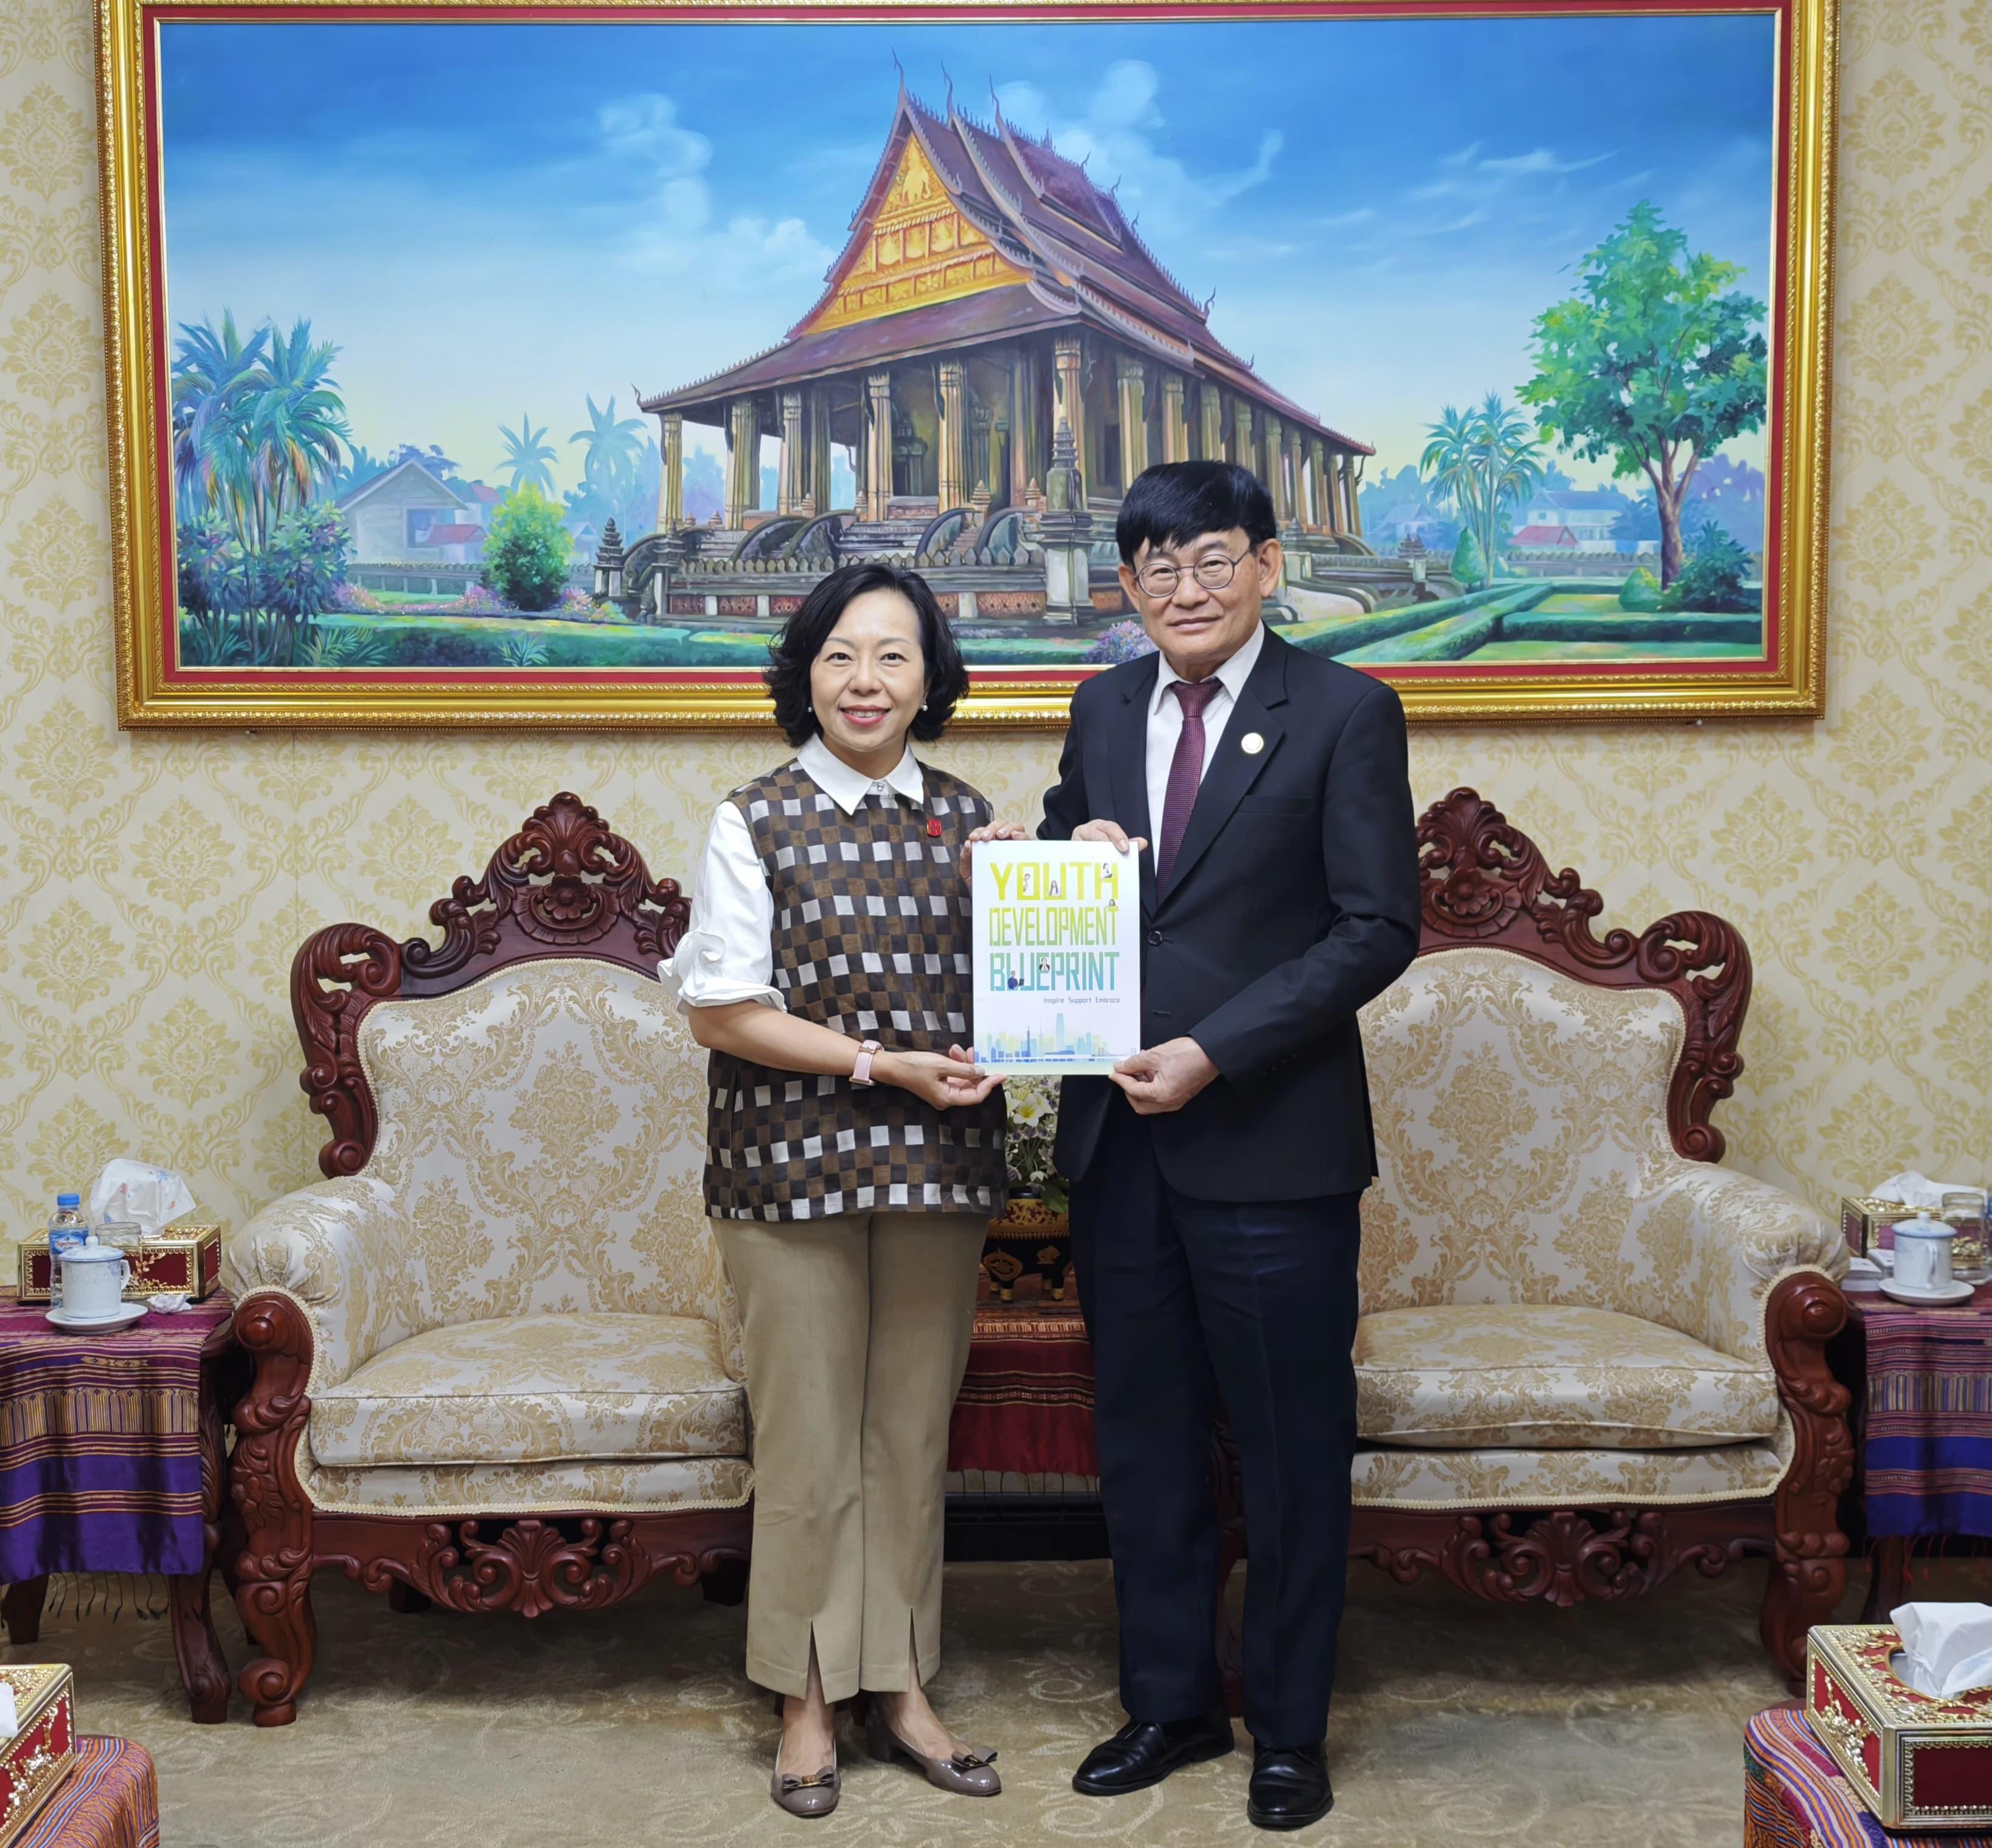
[699,1559,748,1607]
[229,1292,322,1726]
[1764,1273,1855,1683]
[235,1561,318,1726]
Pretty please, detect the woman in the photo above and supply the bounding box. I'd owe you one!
[668,559,1020,1819]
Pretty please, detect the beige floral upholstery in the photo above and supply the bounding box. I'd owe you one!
[227,960,748,1517]
[1347,946,1844,1509]
[296,1455,753,1518]
[310,1313,746,1467]
[1351,1423,1792,1511]
[1356,1305,1779,1449]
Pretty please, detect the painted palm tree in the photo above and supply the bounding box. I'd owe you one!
[571,395,645,507]
[248,317,350,546]
[1420,405,1485,556]
[171,311,269,535]
[1421,395,1545,579]
[1468,392,1545,573]
[499,415,558,495]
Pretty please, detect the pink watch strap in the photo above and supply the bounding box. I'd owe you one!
[851,1040,883,1087]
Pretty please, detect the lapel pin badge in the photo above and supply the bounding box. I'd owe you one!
[926,816,943,838]
[1240,732,1265,755]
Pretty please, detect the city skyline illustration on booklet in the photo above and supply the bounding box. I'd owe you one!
[971,841,1143,1076]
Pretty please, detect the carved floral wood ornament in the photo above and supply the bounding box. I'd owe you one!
[294,793,689,1177]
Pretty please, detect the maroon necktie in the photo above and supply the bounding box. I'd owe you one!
[1155,677,1223,886]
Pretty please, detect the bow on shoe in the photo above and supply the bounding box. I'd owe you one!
[949,1749,998,1771]
[779,1769,838,1793]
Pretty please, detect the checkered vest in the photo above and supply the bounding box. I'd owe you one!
[703,756,1007,1221]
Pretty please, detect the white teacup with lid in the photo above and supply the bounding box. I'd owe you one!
[1893,1211,1957,1295]
[58,1239,131,1321]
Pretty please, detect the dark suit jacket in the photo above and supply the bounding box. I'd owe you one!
[1039,627,1421,1202]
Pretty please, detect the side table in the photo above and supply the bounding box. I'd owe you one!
[1831,1282,1992,1621]
[949,1279,1097,1478]
[0,1292,238,1723]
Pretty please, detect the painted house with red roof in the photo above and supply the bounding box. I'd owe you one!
[640,84,1371,546]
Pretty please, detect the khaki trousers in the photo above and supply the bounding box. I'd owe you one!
[714,1210,987,1702]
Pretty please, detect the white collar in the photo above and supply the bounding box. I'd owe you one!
[1150,620,1267,715]
[796,732,925,816]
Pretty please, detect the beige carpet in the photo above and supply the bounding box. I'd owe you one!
[0,1554,1903,1846]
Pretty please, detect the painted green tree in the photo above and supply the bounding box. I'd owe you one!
[1520,202,1766,588]
[483,485,572,612]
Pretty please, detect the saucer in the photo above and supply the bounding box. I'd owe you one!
[1879,1279,1979,1307]
[44,1303,145,1332]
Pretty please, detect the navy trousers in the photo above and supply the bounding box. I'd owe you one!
[1071,1096,1362,1749]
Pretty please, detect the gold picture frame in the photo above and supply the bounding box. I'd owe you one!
[100,0,1834,728]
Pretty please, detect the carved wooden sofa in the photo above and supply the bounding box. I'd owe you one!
[1322,789,1851,1681]
[225,795,751,1725]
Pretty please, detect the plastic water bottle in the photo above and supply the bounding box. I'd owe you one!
[46,1193,88,1310]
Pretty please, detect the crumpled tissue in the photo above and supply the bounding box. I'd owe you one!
[1875,1171,1986,1212]
[1892,1602,1992,1698]
[87,1161,195,1234]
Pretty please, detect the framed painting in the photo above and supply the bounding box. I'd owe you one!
[99,0,1834,728]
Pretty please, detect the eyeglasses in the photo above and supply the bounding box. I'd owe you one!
[1133,545,1255,600]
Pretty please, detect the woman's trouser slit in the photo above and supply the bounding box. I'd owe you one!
[716,1208,987,1701]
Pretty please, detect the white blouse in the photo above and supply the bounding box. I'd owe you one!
[663,733,928,1012]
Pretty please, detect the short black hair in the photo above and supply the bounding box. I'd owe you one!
[765,560,970,747]
[1116,460,1277,565]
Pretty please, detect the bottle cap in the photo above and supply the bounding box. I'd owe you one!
[55,1193,80,1210]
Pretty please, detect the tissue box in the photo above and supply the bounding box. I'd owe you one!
[16,1222,221,1306]
[0,1664,75,1847]
[1843,1197,1921,1257]
[1809,1624,1992,1827]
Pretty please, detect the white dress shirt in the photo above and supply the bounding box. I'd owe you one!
[1144,619,1266,837]
[664,733,926,1011]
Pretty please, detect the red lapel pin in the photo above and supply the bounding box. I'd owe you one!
[926,816,943,838]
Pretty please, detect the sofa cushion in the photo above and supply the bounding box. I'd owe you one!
[1355,1304,1780,1449]
[308,1312,747,1468]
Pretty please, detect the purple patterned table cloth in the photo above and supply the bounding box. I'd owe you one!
[0,1293,232,1580]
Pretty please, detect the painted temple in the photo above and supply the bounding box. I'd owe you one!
[631,84,1377,627]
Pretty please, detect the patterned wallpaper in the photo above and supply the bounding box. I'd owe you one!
[0,0,1985,1241]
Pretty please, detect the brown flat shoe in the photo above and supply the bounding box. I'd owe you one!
[864,1700,1000,1796]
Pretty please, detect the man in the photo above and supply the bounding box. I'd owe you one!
[1040,460,1420,1830]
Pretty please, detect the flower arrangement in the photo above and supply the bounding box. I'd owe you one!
[1084,619,1159,666]
[1004,1075,1068,1216]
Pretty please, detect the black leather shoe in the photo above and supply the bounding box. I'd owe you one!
[1247,1742,1333,1830]
[1072,1708,1235,1794]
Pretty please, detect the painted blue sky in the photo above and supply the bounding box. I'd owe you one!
[159,12,1776,497]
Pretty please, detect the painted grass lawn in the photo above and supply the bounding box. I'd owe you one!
[216,587,1763,671]
[1465,638,1765,661]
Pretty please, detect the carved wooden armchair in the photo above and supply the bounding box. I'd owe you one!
[1336,789,1851,1681]
[224,795,751,1725]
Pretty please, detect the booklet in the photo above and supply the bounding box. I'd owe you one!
[971,840,1142,1076]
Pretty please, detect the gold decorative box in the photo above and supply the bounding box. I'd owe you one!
[0,1664,75,1847]
[1842,1196,1919,1257]
[1808,1624,1992,1828]
[18,1221,222,1305]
